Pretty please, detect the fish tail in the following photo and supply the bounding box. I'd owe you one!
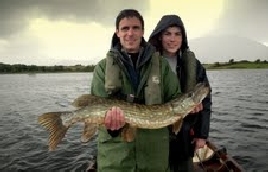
[38,112,70,151]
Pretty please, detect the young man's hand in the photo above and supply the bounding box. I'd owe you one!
[190,103,203,113]
[194,138,206,150]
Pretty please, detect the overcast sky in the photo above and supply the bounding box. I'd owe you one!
[214,0,268,43]
[0,0,267,65]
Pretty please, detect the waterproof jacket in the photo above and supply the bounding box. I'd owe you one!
[91,33,181,172]
[148,15,212,162]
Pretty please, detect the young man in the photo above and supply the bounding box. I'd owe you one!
[149,15,211,172]
[91,9,181,172]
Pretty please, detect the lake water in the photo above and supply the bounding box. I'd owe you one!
[0,69,267,171]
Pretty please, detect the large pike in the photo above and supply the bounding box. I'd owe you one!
[38,83,209,151]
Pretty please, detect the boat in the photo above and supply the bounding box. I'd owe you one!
[85,141,245,172]
[193,141,245,172]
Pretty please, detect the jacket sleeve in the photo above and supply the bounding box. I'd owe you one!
[161,58,182,103]
[193,60,212,139]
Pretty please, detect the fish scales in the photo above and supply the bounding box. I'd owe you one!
[38,83,210,151]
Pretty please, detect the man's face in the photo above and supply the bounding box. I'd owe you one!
[116,16,144,53]
[161,26,182,55]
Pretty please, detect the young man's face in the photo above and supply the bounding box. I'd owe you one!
[116,16,144,53]
[161,26,182,55]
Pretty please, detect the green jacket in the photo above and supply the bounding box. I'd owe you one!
[91,37,181,172]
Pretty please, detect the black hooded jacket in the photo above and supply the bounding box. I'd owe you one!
[148,15,212,160]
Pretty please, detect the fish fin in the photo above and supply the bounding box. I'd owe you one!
[72,94,91,108]
[80,122,98,143]
[121,123,137,142]
[38,112,69,151]
[172,118,183,135]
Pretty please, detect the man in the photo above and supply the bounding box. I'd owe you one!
[91,9,181,172]
[148,15,211,172]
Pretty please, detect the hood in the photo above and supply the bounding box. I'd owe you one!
[111,32,120,49]
[148,15,189,53]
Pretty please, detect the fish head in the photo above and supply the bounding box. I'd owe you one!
[192,83,210,104]
[169,83,210,114]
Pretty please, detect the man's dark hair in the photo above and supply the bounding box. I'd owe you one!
[116,9,144,30]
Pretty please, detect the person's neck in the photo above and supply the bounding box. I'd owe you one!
[163,51,177,58]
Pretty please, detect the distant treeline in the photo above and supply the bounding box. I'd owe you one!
[1,59,268,73]
[212,59,268,67]
[0,63,95,73]
[203,59,268,69]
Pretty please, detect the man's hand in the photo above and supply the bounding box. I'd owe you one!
[105,106,125,130]
[190,103,203,113]
[194,138,206,150]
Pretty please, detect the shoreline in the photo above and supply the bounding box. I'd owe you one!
[1,62,268,74]
[0,68,268,74]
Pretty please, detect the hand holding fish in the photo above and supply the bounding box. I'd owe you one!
[189,103,203,113]
[105,106,126,130]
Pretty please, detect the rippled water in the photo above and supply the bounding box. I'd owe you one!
[0,69,267,171]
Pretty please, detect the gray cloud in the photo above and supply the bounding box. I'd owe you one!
[0,0,31,38]
[214,0,268,42]
[0,0,149,38]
